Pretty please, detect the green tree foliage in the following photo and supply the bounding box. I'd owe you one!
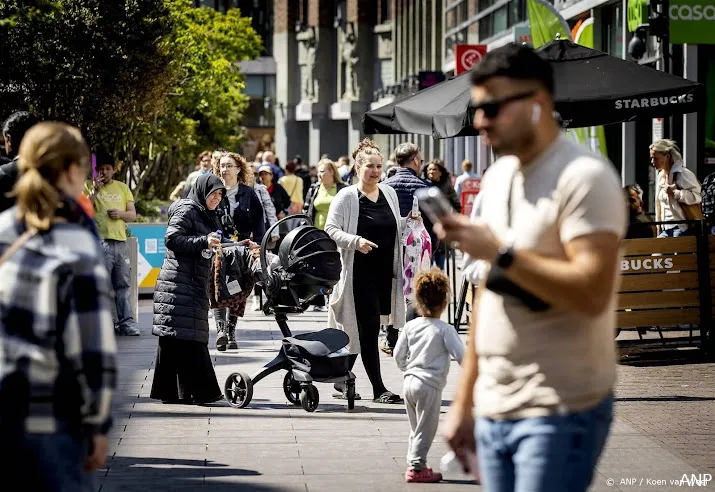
[0,0,263,201]
[0,0,175,148]
[127,0,262,200]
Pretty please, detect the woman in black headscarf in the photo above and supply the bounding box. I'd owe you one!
[151,174,226,404]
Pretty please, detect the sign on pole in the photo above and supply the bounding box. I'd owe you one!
[455,45,487,75]
[460,178,482,216]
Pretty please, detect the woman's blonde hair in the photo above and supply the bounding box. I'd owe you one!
[14,122,90,231]
[351,138,383,169]
[317,158,344,184]
[211,150,252,185]
[650,139,683,165]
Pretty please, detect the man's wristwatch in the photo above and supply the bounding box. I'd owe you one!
[494,243,516,269]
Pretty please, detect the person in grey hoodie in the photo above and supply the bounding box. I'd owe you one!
[394,268,464,483]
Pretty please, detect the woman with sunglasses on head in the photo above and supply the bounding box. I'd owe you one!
[650,139,702,237]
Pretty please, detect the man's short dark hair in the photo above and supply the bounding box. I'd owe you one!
[95,150,116,167]
[470,43,554,95]
[2,111,40,153]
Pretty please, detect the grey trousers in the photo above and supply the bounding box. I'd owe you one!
[404,375,442,470]
[102,239,136,330]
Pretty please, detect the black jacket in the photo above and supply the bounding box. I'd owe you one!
[0,157,19,213]
[303,182,346,224]
[268,182,291,217]
[152,174,225,344]
[215,184,266,243]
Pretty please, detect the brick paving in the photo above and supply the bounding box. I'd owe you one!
[96,301,715,492]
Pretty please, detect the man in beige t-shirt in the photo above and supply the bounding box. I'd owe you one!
[436,44,626,492]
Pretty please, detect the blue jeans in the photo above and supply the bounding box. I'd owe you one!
[658,226,693,238]
[1,432,95,492]
[476,394,613,492]
[102,239,136,330]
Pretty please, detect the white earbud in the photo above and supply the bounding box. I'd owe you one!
[531,104,541,124]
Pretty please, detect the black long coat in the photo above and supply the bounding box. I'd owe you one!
[152,174,225,344]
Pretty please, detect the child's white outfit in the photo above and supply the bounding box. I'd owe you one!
[394,317,465,471]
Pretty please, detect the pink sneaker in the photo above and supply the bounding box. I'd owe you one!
[405,467,443,483]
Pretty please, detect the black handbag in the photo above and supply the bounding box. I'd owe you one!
[483,172,551,312]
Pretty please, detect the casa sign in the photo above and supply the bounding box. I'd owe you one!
[670,0,715,44]
[628,0,715,44]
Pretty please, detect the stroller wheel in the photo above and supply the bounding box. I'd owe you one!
[346,381,356,410]
[283,372,301,406]
[224,372,253,409]
[300,384,319,412]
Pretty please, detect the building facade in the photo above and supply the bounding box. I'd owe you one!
[194,0,277,161]
[273,0,714,197]
[438,0,714,210]
[273,0,447,167]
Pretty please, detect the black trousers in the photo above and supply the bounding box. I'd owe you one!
[349,301,390,399]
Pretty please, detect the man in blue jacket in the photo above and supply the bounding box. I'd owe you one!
[381,143,436,355]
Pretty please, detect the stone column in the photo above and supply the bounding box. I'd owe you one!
[274,0,308,161]
[329,0,376,154]
[292,0,344,165]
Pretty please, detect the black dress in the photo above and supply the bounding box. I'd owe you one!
[353,190,396,315]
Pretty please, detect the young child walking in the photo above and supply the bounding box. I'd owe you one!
[394,268,465,483]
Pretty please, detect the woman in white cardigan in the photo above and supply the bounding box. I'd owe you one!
[325,138,409,404]
[650,139,702,237]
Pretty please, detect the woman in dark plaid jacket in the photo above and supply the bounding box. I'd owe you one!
[0,122,117,490]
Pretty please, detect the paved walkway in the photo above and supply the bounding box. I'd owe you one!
[98,301,714,492]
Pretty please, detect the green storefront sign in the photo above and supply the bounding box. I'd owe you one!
[669,0,715,44]
[628,0,649,32]
[628,0,715,44]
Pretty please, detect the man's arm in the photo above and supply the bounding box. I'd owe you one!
[502,232,620,316]
[443,285,481,467]
[437,214,621,317]
[122,201,137,222]
[436,161,626,317]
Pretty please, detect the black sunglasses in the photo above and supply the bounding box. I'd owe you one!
[473,91,536,119]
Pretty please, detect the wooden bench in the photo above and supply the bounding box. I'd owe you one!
[617,236,702,335]
[461,236,712,355]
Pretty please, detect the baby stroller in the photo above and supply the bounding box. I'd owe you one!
[223,214,357,412]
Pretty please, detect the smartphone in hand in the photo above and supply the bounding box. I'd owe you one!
[415,187,455,223]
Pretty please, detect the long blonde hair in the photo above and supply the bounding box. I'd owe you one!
[317,158,344,185]
[14,122,90,231]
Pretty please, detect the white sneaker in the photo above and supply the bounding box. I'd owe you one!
[251,296,261,311]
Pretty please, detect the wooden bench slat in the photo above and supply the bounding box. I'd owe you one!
[623,236,696,255]
[617,308,700,327]
[618,290,699,309]
[619,272,699,292]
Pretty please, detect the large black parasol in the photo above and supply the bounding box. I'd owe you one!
[362,39,704,137]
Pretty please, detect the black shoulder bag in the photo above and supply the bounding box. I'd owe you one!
[484,172,551,312]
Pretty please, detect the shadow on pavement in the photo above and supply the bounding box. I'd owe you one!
[615,395,715,403]
[618,346,711,367]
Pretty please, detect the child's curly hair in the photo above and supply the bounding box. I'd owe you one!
[413,268,450,318]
